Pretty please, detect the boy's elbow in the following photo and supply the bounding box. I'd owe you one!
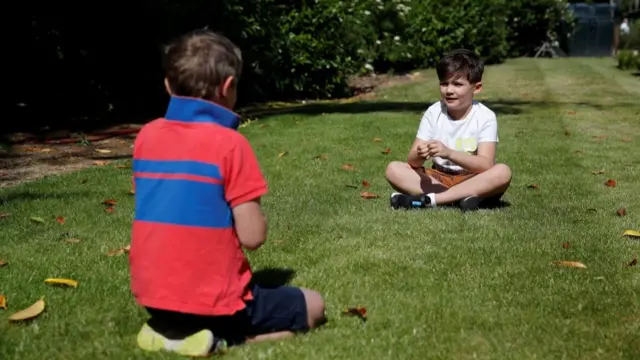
[232,201,268,250]
[239,217,267,251]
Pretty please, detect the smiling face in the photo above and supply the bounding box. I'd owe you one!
[439,72,482,117]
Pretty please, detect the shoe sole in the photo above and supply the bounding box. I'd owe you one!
[459,196,482,211]
[137,324,215,357]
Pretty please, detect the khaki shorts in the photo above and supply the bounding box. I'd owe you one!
[421,166,475,188]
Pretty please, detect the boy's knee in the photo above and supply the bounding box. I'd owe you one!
[301,288,325,329]
[493,163,512,184]
[385,161,408,181]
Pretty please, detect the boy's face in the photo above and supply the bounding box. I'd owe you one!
[439,73,482,113]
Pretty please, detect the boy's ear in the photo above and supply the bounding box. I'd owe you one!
[220,76,236,98]
[473,81,483,94]
[163,78,174,95]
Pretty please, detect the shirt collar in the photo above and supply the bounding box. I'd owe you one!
[164,96,241,129]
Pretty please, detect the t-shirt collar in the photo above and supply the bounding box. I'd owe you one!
[164,96,241,129]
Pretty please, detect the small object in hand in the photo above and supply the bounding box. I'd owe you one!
[342,306,367,322]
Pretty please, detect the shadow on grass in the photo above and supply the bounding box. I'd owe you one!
[251,267,296,288]
[0,190,93,205]
[243,99,640,121]
[632,72,640,77]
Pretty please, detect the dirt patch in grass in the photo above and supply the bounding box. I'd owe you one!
[0,72,425,188]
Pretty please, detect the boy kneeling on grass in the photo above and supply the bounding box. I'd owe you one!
[386,49,512,211]
[129,30,326,357]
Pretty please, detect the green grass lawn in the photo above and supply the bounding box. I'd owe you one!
[1,58,639,360]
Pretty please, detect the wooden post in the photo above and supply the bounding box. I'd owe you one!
[612,0,619,56]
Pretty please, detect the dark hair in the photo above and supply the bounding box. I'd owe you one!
[436,49,484,83]
[163,29,243,101]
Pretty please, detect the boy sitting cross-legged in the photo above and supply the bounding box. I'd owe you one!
[129,29,326,357]
[385,49,512,211]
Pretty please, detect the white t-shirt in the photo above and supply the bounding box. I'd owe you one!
[416,100,498,173]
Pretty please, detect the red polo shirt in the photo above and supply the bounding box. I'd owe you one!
[129,96,268,316]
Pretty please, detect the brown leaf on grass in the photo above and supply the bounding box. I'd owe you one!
[0,294,6,310]
[628,257,638,267]
[65,238,81,244]
[128,189,135,195]
[342,306,367,322]
[107,244,131,256]
[105,207,115,214]
[623,230,640,238]
[593,135,608,140]
[102,199,117,206]
[562,242,570,249]
[0,213,9,219]
[527,184,539,189]
[554,260,587,269]
[341,164,355,171]
[362,179,371,188]
[567,111,576,115]
[259,124,268,128]
[8,298,45,322]
[605,179,617,187]
[277,151,288,158]
[381,147,391,155]
[312,154,328,160]
[360,191,379,199]
[591,169,605,175]
[0,259,7,267]
[93,160,110,166]
[114,165,129,169]
[616,208,627,217]
[620,137,632,142]
[575,150,584,154]
[372,137,383,142]
[56,216,65,225]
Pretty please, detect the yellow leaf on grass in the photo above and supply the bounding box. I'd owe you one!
[30,217,45,223]
[278,151,288,158]
[0,259,7,267]
[554,260,587,269]
[0,295,7,309]
[44,278,78,288]
[8,298,45,322]
[95,149,112,154]
[623,230,640,238]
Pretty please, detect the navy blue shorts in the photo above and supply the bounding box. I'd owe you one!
[146,283,308,345]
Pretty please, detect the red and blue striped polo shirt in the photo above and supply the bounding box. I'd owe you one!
[129,96,268,316]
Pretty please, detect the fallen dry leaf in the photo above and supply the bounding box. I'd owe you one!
[360,191,379,199]
[65,238,81,244]
[616,208,627,217]
[44,278,78,288]
[620,137,632,142]
[8,298,45,322]
[129,189,135,195]
[277,151,288,158]
[554,260,587,269]
[114,165,129,169]
[342,306,367,322]
[0,294,6,310]
[95,149,112,154]
[56,216,65,225]
[567,111,576,115]
[372,137,383,142]
[259,124,267,128]
[381,147,391,155]
[102,199,117,206]
[593,135,608,140]
[0,213,9,219]
[313,154,329,160]
[0,259,6,267]
[591,169,605,175]
[623,230,640,238]
[107,244,131,256]
[362,179,371,188]
[341,164,355,171]
[527,184,539,189]
[605,179,616,187]
[30,216,45,224]
[575,150,584,154]
[105,207,115,214]
[92,160,110,166]
[628,257,638,267]
[562,242,570,249]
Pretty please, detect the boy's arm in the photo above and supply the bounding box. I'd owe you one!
[409,110,434,168]
[224,135,269,251]
[444,142,495,173]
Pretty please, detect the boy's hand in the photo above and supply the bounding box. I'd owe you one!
[425,140,452,159]
[416,142,431,159]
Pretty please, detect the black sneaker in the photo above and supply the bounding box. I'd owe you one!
[459,196,482,212]
[390,192,430,210]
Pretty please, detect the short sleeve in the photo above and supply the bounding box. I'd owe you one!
[478,115,499,143]
[416,109,434,141]
[223,135,268,208]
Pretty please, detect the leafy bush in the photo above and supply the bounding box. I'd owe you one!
[619,19,640,50]
[617,49,639,70]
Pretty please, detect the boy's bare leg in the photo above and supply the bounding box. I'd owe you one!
[385,161,448,195]
[246,288,326,344]
[434,163,511,205]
